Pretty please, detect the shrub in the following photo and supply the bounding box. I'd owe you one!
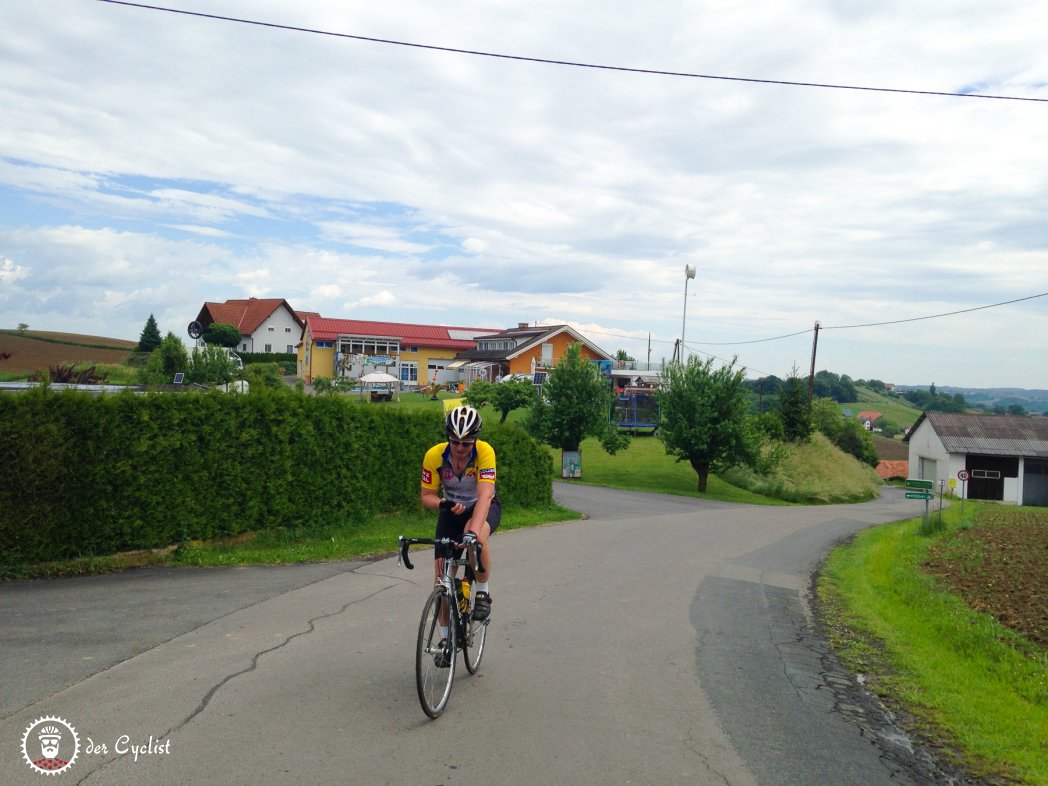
[0,387,551,565]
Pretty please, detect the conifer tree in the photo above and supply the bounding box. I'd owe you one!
[137,314,162,352]
[779,369,813,442]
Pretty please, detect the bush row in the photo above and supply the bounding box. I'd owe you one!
[0,388,552,565]
[238,352,296,367]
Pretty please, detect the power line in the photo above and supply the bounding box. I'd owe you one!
[686,291,1048,345]
[685,328,814,346]
[821,291,1048,330]
[681,342,777,378]
[584,289,1047,378]
[96,1,1048,104]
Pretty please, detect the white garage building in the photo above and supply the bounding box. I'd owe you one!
[905,412,1048,507]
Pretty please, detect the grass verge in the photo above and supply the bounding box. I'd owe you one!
[817,502,1048,785]
[5,503,580,579]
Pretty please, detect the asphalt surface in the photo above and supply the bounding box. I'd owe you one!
[0,482,968,785]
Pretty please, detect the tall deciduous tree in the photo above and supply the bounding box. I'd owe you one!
[525,343,628,453]
[656,355,760,492]
[136,314,162,352]
[465,377,537,423]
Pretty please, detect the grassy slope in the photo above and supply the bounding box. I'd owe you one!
[715,431,882,503]
[839,385,924,433]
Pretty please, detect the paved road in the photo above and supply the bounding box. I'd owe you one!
[1,483,959,785]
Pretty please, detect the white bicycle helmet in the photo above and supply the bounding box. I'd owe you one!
[445,405,483,440]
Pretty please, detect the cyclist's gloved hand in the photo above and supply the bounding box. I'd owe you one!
[439,499,454,511]
[462,531,477,543]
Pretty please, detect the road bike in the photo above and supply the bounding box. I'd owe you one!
[398,533,488,719]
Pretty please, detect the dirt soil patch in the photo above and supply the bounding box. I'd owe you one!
[0,331,136,373]
[923,506,1048,649]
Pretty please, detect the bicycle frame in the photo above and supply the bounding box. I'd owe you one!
[399,535,480,630]
[398,534,487,718]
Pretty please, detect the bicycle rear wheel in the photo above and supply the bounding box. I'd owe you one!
[462,610,487,674]
[416,587,456,718]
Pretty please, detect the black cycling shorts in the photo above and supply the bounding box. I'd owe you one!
[434,497,501,558]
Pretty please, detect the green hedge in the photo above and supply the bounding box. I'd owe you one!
[0,388,552,565]
[238,352,296,367]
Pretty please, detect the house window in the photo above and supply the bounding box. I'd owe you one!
[264,344,272,353]
[285,327,292,333]
[541,343,554,365]
[972,469,1002,479]
[286,345,294,354]
[241,343,248,352]
[268,326,274,332]
[316,341,333,349]
[401,362,418,383]
[410,346,418,352]
[337,336,401,356]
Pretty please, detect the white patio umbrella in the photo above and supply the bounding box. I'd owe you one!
[359,372,400,384]
[359,371,401,401]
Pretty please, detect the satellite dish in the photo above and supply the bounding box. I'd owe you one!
[187,321,203,339]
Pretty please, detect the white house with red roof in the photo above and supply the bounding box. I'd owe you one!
[299,317,498,386]
[193,298,310,355]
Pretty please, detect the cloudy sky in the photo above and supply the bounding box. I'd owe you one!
[2,0,1047,388]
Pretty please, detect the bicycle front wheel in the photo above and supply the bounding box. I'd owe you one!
[462,610,487,674]
[416,587,456,718]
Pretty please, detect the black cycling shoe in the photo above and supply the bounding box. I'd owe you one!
[472,591,492,621]
[434,638,451,668]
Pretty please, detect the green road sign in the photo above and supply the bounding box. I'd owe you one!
[905,492,933,500]
[905,478,934,489]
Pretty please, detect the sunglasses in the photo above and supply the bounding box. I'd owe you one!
[449,439,476,447]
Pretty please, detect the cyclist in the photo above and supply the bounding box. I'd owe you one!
[420,405,499,627]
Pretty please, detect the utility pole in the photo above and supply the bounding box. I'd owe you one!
[807,320,820,406]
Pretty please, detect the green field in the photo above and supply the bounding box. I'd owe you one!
[838,385,924,433]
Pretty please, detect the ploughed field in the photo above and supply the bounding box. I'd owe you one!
[924,506,1048,648]
[0,331,136,372]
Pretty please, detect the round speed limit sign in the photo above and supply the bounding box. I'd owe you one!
[957,470,970,481]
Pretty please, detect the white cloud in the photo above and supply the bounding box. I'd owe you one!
[0,0,1046,386]
[347,290,397,310]
[0,256,28,283]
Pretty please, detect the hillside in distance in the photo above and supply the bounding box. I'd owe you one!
[0,330,136,373]
[894,384,1048,412]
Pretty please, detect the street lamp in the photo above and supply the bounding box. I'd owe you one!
[681,264,696,360]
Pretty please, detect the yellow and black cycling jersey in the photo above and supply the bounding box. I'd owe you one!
[420,440,497,508]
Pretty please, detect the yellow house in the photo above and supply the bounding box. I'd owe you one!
[297,317,497,386]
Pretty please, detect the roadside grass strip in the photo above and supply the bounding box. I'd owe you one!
[819,504,1048,785]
